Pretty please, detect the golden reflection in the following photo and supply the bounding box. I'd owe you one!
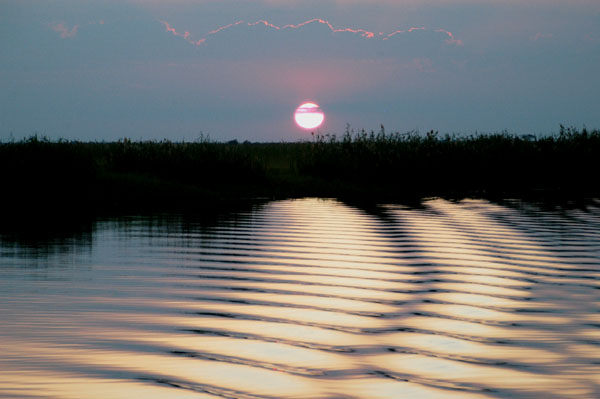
[435,273,530,287]
[331,378,489,399]
[0,371,215,399]
[425,292,527,308]
[433,282,528,297]
[379,332,564,363]
[186,291,398,313]
[185,302,385,328]
[1,198,599,398]
[399,315,508,338]
[367,353,584,397]
[191,270,404,290]
[1,342,322,398]
[414,302,579,326]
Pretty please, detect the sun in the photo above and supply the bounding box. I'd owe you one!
[294,102,325,130]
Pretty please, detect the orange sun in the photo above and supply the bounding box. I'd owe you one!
[294,102,325,130]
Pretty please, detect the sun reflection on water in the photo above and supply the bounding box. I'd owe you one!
[1,198,599,398]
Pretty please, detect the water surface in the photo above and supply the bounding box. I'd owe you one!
[1,198,599,398]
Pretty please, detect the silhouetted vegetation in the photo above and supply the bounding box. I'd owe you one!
[1,126,598,215]
[298,125,600,200]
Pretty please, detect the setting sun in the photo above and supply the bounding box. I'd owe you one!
[294,102,325,130]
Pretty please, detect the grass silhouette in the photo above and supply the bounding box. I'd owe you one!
[1,126,598,214]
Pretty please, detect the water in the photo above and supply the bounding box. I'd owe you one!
[1,198,599,399]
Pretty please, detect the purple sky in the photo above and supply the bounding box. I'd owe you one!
[1,0,599,141]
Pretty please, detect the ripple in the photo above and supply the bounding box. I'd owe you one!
[1,198,599,398]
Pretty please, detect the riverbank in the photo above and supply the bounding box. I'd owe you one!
[1,126,598,215]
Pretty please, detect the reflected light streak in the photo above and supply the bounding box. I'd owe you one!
[2,198,599,398]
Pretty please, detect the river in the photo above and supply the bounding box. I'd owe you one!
[1,198,599,398]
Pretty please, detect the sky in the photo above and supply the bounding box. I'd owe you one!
[1,0,599,141]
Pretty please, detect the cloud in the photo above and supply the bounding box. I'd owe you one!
[435,29,463,46]
[530,32,553,41]
[49,20,107,39]
[158,17,463,49]
[50,22,79,38]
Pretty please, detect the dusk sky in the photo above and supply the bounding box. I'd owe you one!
[1,0,599,141]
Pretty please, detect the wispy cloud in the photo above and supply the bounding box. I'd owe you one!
[530,32,553,41]
[159,18,462,47]
[51,23,79,39]
[435,29,463,46]
[49,20,105,39]
[383,27,425,40]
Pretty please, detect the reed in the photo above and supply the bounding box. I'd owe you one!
[1,126,598,214]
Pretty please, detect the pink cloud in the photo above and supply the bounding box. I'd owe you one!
[383,27,425,40]
[50,20,106,39]
[159,18,462,47]
[435,29,463,46]
[207,20,244,35]
[531,32,553,41]
[51,23,79,39]
[277,18,376,38]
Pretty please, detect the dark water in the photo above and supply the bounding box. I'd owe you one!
[1,198,599,399]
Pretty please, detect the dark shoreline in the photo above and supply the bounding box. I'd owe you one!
[1,127,598,217]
